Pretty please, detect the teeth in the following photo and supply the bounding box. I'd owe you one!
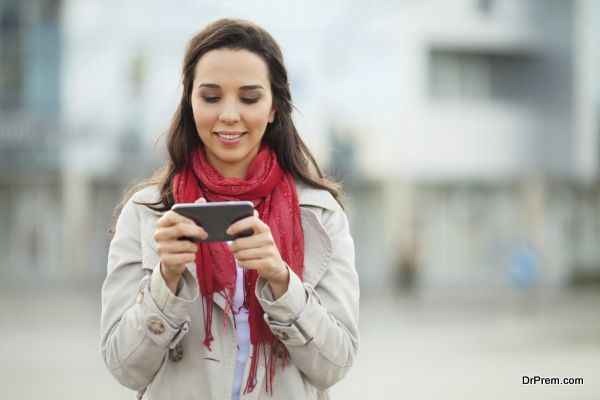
[219,133,242,139]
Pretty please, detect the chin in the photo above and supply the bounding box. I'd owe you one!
[215,148,252,162]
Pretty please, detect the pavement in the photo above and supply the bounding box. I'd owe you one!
[0,284,598,399]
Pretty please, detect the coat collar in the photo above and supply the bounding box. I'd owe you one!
[296,181,340,211]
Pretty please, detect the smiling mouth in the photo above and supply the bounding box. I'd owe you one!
[214,131,247,145]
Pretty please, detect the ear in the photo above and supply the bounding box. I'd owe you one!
[268,108,276,123]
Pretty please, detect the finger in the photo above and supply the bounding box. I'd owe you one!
[236,258,264,271]
[228,232,271,252]
[156,240,198,255]
[154,222,208,242]
[230,247,270,262]
[154,224,207,242]
[162,253,196,266]
[156,210,195,228]
[195,197,207,203]
[226,215,266,236]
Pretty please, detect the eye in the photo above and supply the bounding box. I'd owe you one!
[202,96,220,103]
[241,97,259,104]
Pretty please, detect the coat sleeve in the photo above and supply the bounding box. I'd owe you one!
[100,192,199,391]
[255,204,360,390]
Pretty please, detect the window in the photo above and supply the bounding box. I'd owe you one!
[428,50,492,100]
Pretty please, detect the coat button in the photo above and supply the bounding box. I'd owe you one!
[272,329,289,341]
[169,343,184,362]
[148,318,165,335]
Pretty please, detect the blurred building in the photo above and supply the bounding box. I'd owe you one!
[0,0,64,283]
[337,0,600,293]
[1,0,599,294]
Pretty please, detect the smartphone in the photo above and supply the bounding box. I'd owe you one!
[171,201,254,242]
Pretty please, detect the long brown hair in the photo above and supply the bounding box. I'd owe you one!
[113,18,342,221]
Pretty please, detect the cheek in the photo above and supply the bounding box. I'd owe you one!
[246,104,274,129]
[192,105,218,131]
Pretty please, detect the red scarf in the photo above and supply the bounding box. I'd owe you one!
[172,144,304,394]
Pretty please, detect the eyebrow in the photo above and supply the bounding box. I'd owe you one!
[198,83,264,90]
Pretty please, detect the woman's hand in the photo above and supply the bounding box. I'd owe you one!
[153,197,208,293]
[226,211,290,299]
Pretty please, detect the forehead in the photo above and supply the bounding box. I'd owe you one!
[193,48,271,88]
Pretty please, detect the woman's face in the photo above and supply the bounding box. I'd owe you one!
[190,48,275,178]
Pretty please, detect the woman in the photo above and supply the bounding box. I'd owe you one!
[101,18,359,400]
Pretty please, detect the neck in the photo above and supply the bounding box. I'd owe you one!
[205,150,258,180]
[215,162,248,179]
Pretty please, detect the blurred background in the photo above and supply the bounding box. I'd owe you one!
[0,0,599,398]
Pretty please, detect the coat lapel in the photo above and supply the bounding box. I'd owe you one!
[297,182,338,286]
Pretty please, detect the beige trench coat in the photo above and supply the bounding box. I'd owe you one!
[100,183,359,399]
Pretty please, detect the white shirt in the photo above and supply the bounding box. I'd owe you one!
[231,263,250,400]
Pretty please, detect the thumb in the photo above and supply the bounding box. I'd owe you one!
[195,197,207,203]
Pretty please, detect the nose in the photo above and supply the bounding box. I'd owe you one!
[218,98,241,124]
